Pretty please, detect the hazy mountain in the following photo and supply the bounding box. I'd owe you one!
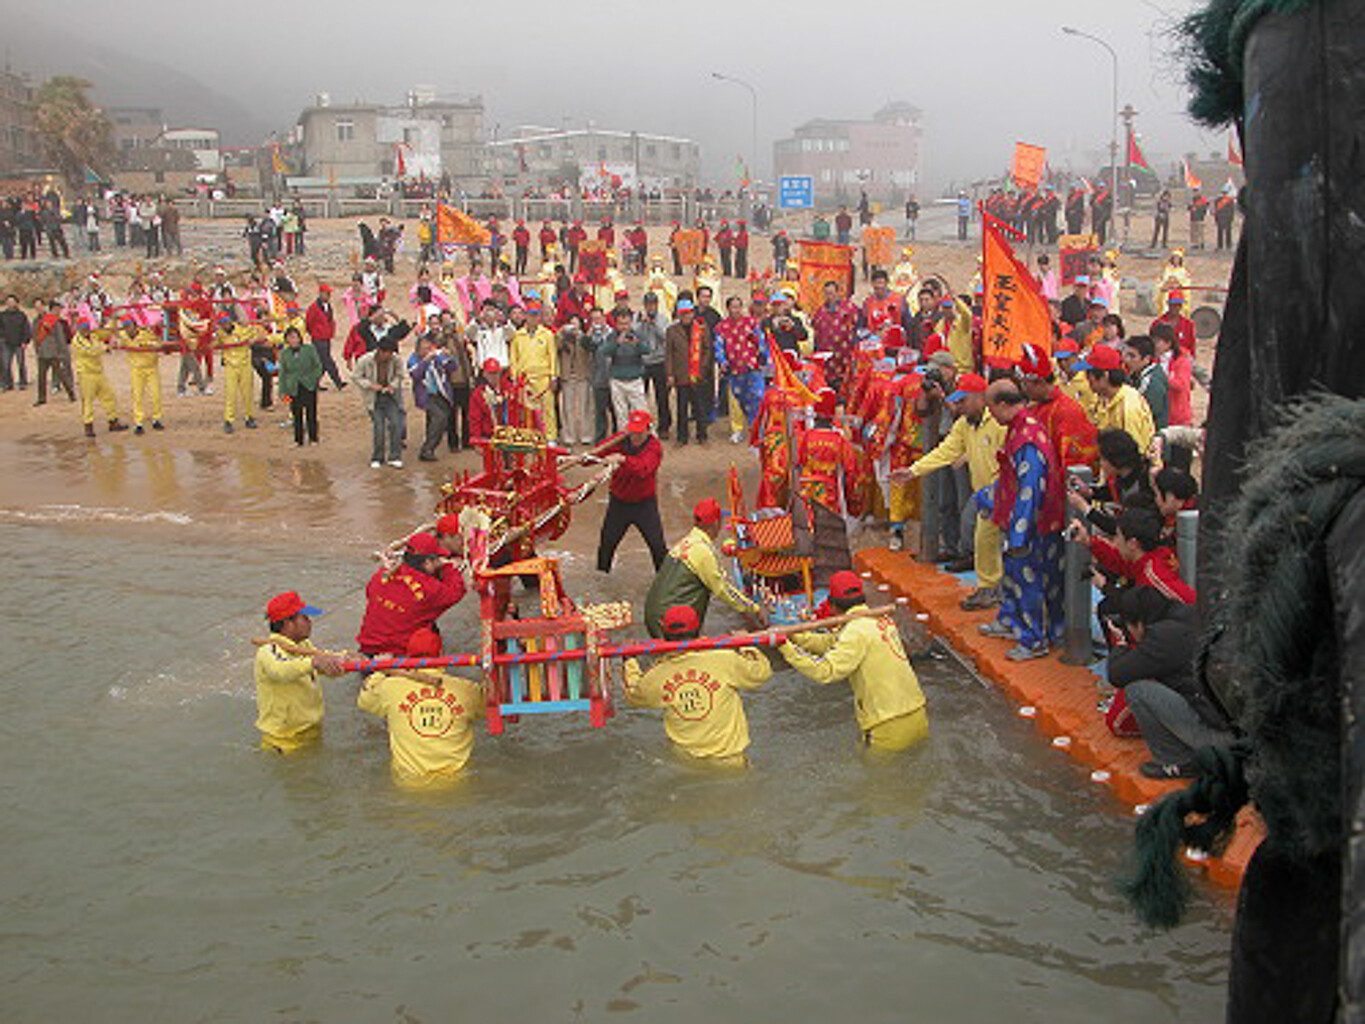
[3,16,273,146]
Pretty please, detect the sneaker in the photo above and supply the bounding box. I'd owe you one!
[370,460,382,469]
[84,423,96,437]
[152,420,165,431]
[203,385,214,395]
[1005,643,1050,662]
[108,419,128,432]
[134,424,145,435]
[244,417,257,429]
[978,619,1014,638]
[888,532,904,552]
[223,421,234,434]
[418,452,437,462]
[960,587,1001,611]
[176,388,186,397]
[388,459,403,468]
[729,431,743,444]
[1139,760,1199,780]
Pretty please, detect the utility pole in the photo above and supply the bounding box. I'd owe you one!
[1119,104,1138,244]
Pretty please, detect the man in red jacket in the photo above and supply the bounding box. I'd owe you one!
[538,220,557,262]
[733,221,750,279]
[596,409,666,572]
[512,220,531,275]
[304,283,344,390]
[355,532,467,656]
[1148,290,1197,359]
[715,220,734,277]
[469,358,512,443]
[1016,343,1097,470]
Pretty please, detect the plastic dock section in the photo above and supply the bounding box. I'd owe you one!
[854,547,1264,891]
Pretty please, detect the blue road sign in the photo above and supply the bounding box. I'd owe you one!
[779,175,814,209]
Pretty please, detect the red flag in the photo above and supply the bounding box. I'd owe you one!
[1227,134,1243,167]
[767,336,819,406]
[980,213,1052,369]
[1127,134,1150,171]
[1183,159,1202,190]
[394,143,406,178]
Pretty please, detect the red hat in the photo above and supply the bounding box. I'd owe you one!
[945,373,988,402]
[614,289,629,300]
[318,282,332,293]
[814,388,838,419]
[406,626,442,658]
[1168,290,1186,304]
[693,498,722,525]
[661,605,701,637]
[572,272,587,284]
[483,357,504,374]
[627,409,653,432]
[828,570,864,602]
[1017,343,1053,380]
[1053,336,1080,355]
[265,591,322,621]
[435,513,462,535]
[1077,344,1123,372]
[883,325,906,350]
[407,532,449,558]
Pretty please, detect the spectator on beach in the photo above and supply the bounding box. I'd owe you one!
[351,332,408,468]
[277,325,322,447]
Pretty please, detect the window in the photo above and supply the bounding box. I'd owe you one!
[672,144,681,159]
[821,169,833,182]
[335,119,355,142]
[646,144,657,158]
[403,127,418,146]
[441,115,453,128]
[538,143,551,158]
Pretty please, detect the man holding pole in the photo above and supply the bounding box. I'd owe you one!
[778,571,928,751]
[355,533,467,657]
[643,498,766,638]
[623,604,772,766]
[255,591,346,753]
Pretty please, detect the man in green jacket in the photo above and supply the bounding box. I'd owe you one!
[643,498,766,637]
[278,325,323,446]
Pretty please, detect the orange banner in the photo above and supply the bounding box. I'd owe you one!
[436,202,491,247]
[673,229,705,268]
[796,240,854,315]
[861,226,896,268]
[1011,142,1047,190]
[982,214,1051,368]
[1058,233,1098,286]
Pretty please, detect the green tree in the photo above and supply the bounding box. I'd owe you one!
[31,76,113,186]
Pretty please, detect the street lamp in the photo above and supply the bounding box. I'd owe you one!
[711,71,758,187]
[1062,26,1120,246]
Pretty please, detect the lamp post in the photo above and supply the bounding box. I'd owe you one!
[711,71,758,187]
[1062,26,1119,246]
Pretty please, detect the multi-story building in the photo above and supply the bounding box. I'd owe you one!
[0,70,37,176]
[108,107,166,157]
[487,125,702,191]
[294,88,486,185]
[773,102,924,204]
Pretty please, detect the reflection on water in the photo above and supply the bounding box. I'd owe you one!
[0,523,1231,1023]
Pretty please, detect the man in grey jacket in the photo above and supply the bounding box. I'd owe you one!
[635,292,671,437]
[350,331,408,468]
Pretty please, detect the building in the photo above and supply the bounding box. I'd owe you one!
[159,128,221,174]
[773,102,923,204]
[294,88,486,186]
[108,106,166,156]
[487,125,702,191]
[0,70,37,176]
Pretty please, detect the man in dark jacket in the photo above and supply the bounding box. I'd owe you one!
[0,292,31,389]
[1107,586,1233,778]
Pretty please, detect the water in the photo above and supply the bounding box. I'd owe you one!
[0,522,1230,1022]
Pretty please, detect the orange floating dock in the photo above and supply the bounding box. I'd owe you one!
[856,547,1262,890]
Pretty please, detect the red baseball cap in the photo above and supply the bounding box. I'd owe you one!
[627,409,653,432]
[614,289,629,300]
[435,513,461,535]
[1076,344,1123,372]
[828,570,864,602]
[266,591,322,620]
[1017,343,1053,380]
[661,605,701,637]
[883,325,906,350]
[318,282,332,293]
[946,373,988,403]
[814,388,838,419]
[482,358,504,374]
[407,532,449,558]
[693,498,722,525]
[406,626,442,658]
[1054,336,1080,355]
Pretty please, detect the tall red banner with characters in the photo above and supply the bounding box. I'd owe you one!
[796,241,854,315]
[578,240,609,285]
[981,212,1052,368]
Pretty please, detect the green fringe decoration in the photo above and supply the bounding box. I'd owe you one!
[1179,0,1320,126]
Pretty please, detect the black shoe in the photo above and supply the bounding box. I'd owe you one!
[108,419,128,432]
[32,398,44,406]
[152,420,165,431]
[84,423,96,437]
[1139,760,1199,780]
[223,421,234,434]
[419,452,438,462]
[134,424,145,435]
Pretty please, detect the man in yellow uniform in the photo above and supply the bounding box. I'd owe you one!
[623,604,772,766]
[119,318,166,435]
[892,372,1006,610]
[357,627,485,786]
[1075,343,1156,453]
[254,591,346,753]
[1054,337,1100,420]
[70,319,128,437]
[778,571,928,751]
[509,301,559,439]
[220,314,259,434]
[642,498,765,637]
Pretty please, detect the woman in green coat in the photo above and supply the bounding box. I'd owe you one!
[277,325,323,445]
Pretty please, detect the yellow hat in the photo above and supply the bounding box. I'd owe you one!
[1171,248,1185,258]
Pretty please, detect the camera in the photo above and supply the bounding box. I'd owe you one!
[921,366,946,391]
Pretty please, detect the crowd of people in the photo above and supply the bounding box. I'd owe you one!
[0,189,186,261]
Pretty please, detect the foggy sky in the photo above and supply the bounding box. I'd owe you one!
[15,0,1225,192]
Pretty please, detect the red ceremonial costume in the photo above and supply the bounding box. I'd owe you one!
[356,563,467,655]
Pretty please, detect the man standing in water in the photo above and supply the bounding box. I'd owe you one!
[779,571,928,751]
[642,498,765,638]
[255,591,346,753]
[623,604,772,766]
